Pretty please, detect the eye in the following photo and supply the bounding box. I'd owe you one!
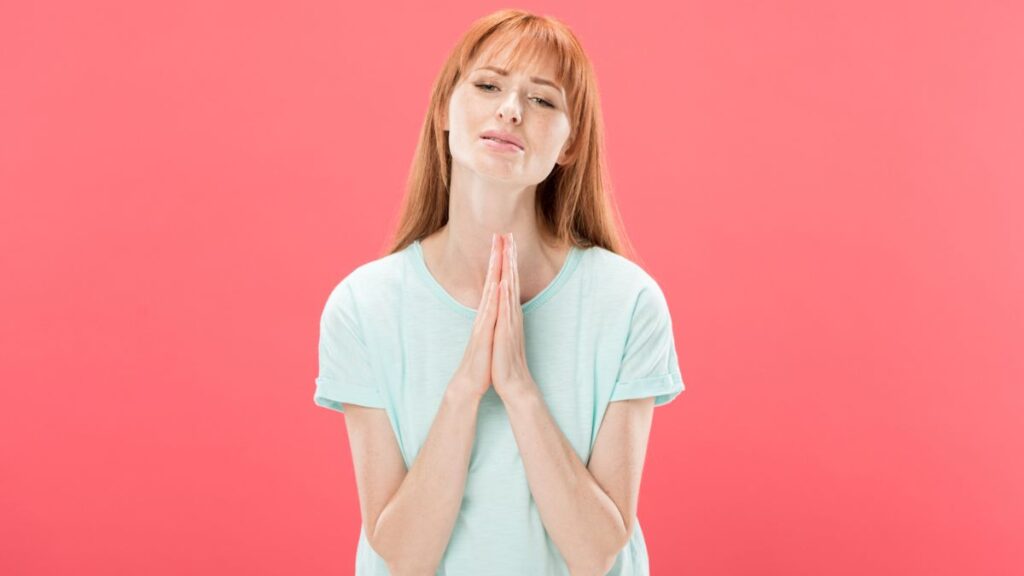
[474,83,556,109]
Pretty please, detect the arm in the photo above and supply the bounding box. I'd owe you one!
[346,385,481,576]
[502,385,655,576]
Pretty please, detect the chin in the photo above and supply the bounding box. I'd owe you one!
[476,169,521,183]
[467,157,514,176]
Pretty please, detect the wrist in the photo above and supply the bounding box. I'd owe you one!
[500,379,541,409]
[444,382,485,409]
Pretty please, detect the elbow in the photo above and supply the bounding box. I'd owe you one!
[377,546,437,576]
[568,525,631,576]
[370,519,440,576]
[600,522,634,575]
[617,519,634,553]
[589,545,627,576]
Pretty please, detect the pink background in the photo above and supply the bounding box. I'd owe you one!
[2,1,1022,574]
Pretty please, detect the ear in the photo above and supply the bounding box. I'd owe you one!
[556,136,574,166]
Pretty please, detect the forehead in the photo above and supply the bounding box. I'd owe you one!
[467,36,562,83]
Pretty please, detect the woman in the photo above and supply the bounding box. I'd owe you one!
[314,9,685,575]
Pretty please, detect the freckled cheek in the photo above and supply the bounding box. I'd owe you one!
[533,129,566,155]
[466,105,494,129]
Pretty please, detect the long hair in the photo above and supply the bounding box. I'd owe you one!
[385,9,636,260]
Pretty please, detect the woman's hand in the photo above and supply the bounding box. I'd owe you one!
[492,233,537,400]
[448,233,503,402]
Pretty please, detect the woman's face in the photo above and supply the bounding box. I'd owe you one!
[444,45,573,185]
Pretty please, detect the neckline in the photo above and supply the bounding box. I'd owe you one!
[409,239,582,318]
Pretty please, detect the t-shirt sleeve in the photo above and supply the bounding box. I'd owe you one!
[313,280,386,414]
[608,280,685,406]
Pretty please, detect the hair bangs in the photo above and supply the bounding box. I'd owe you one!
[459,20,582,113]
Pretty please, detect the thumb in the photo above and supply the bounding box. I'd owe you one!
[483,278,501,334]
[475,234,502,337]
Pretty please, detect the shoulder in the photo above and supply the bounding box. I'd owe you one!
[573,245,675,337]
[578,245,667,301]
[322,247,410,313]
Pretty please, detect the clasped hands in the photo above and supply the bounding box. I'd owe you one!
[474,232,537,402]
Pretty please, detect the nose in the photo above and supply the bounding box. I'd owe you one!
[497,93,521,124]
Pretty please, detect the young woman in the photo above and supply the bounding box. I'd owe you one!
[314,9,685,575]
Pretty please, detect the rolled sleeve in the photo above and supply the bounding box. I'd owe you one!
[314,280,385,413]
[609,281,685,407]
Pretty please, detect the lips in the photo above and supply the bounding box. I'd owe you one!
[480,130,525,150]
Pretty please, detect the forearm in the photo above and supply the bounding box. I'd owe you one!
[371,386,480,575]
[503,386,628,576]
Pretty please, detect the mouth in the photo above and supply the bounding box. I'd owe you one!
[480,136,524,151]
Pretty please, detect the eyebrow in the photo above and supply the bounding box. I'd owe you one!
[474,65,563,92]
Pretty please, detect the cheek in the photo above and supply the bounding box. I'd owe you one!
[539,124,571,156]
[539,115,570,140]
[450,96,488,133]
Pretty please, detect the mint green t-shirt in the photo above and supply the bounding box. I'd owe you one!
[314,239,685,575]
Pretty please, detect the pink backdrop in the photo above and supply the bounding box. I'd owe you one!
[2,1,1022,574]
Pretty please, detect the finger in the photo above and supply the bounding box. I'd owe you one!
[511,234,520,314]
[485,278,499,330]
[477,234,498,308]
[495,235,507,320]
[476,237,501,336]
[502,235,512,324]
[491,280,501,337]
[506,233,518,323]
[487,260,502,323]
[500,233,510,290]
[495,235,503,311]
[501,278,509,327]
[500,278,509,327]
[474,280,490,330]
[486,233,499,285]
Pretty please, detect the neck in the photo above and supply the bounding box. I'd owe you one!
[432,162,562,296]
